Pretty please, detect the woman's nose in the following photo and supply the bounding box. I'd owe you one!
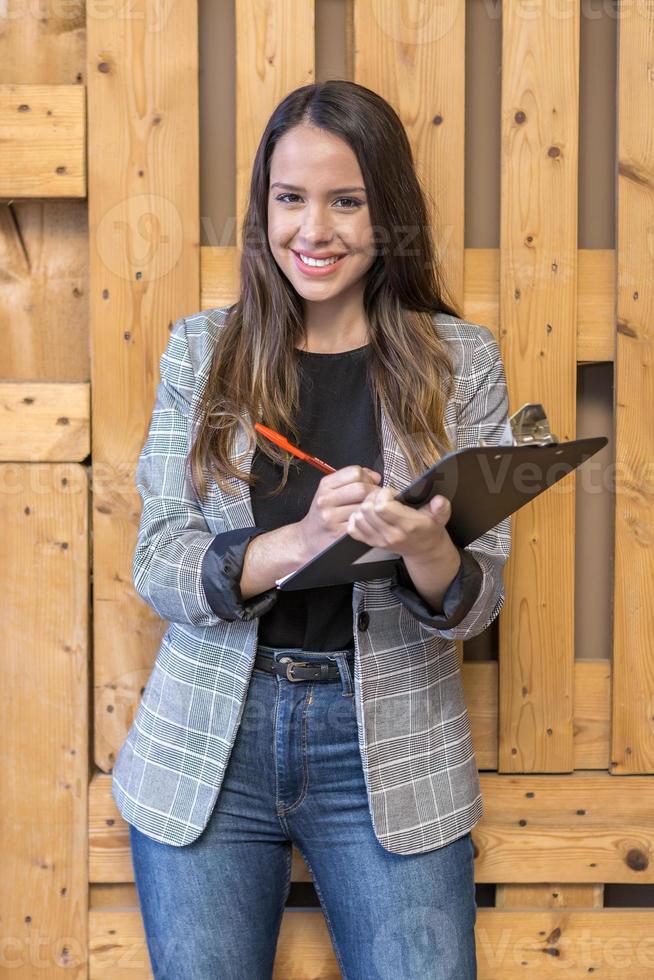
[300,221,336,244]
[300,206,334,238]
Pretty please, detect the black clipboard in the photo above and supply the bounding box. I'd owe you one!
[275,435,608,591]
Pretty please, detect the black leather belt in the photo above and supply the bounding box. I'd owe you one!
[254,652,354,683]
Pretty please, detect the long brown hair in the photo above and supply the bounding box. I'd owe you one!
[190,79,462,502]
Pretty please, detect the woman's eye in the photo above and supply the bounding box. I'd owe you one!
[275,193,362,209]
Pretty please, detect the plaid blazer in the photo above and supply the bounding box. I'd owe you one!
[111,306,511,854]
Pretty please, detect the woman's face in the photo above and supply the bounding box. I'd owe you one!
[267,125,377,304]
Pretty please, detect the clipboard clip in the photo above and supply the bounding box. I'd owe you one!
[480,402,559,448]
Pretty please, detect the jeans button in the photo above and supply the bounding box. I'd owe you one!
[357,610,369,631]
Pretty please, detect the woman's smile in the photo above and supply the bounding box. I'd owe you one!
[291,249,349,277]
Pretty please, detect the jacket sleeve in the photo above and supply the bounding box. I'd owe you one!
[389,329,512,641]
[389,546,484,630]
[131,316,277,627]
[201,527,279,621]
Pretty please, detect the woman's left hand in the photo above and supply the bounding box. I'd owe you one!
[346,486,453,562]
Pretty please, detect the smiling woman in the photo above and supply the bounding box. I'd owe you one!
[191,81,463,502]
[117,79,509,980]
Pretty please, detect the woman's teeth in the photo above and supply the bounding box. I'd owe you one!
[298,253,341,267]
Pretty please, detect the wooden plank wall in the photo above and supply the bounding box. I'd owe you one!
[0,2,89,978]
[2,1,653,978]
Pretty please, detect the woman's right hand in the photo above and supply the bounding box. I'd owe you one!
[296,465,382,561]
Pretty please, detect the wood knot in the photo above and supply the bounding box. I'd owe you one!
[625,848,648,871]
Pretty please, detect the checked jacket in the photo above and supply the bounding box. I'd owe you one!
[111,306,511,854]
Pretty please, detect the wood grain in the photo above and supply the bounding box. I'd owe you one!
[235,0,315,248]
[354,0,465,311]
[200,245,616,362]
[498,1,580,774]
[87,1,201,772]
[0,382,89,461]
[612,0,654,775]
[0,84,85,197]
[1,464,89,977]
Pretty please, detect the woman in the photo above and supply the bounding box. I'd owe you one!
[112,80,511,980]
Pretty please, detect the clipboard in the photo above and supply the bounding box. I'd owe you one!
[275,403,609,591]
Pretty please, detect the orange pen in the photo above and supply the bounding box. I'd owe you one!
[254,422,336,474]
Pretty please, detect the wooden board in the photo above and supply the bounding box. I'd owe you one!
[87,900,654,979]
[498,2,580,774]
[0,382,89,461]
[0,84,85,197]
[1,464,89,977]
[612,0,654,775]
[354,0,466,310]
[87,0,201,773]
[200,245,616,362]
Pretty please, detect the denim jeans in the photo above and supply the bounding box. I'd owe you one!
[129,643,478,980]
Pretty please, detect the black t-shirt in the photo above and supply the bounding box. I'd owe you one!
[251,344,381,649]
[200,342,481,650]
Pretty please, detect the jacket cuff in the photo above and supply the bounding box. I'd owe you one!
[389,546,484,630]
[201,527,279,621]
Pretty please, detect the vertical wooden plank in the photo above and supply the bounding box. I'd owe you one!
[0,3,89,975]
[499,3,580,772]
[612,4,654,774]
[87,1,201,770]
[235,0,315,246]
[1,463,88,978]
[354,0,466,310]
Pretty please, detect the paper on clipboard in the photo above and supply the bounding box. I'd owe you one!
[275,545,401,586]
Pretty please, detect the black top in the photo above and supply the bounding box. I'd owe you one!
[250,344,380,648]
[200,345,483,650]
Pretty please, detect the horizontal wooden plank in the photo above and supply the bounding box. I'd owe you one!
[96,759,653,888]
[463,247,615,362]
[0,84,86,197]
[476,909,654,977]
[93,662,610,881]
[88,902,654,979]
[200,247,615,363]
[464,659,610,771]
[89,771,310,884]
[89,906,340,979]
[0,382,90,461]
[477,771,654,883]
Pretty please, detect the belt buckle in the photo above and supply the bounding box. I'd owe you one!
[278,656,312,682]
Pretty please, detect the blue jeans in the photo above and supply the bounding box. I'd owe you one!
[129,643,478,979]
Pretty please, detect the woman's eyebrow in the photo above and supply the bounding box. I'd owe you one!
[270,182,366,194]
